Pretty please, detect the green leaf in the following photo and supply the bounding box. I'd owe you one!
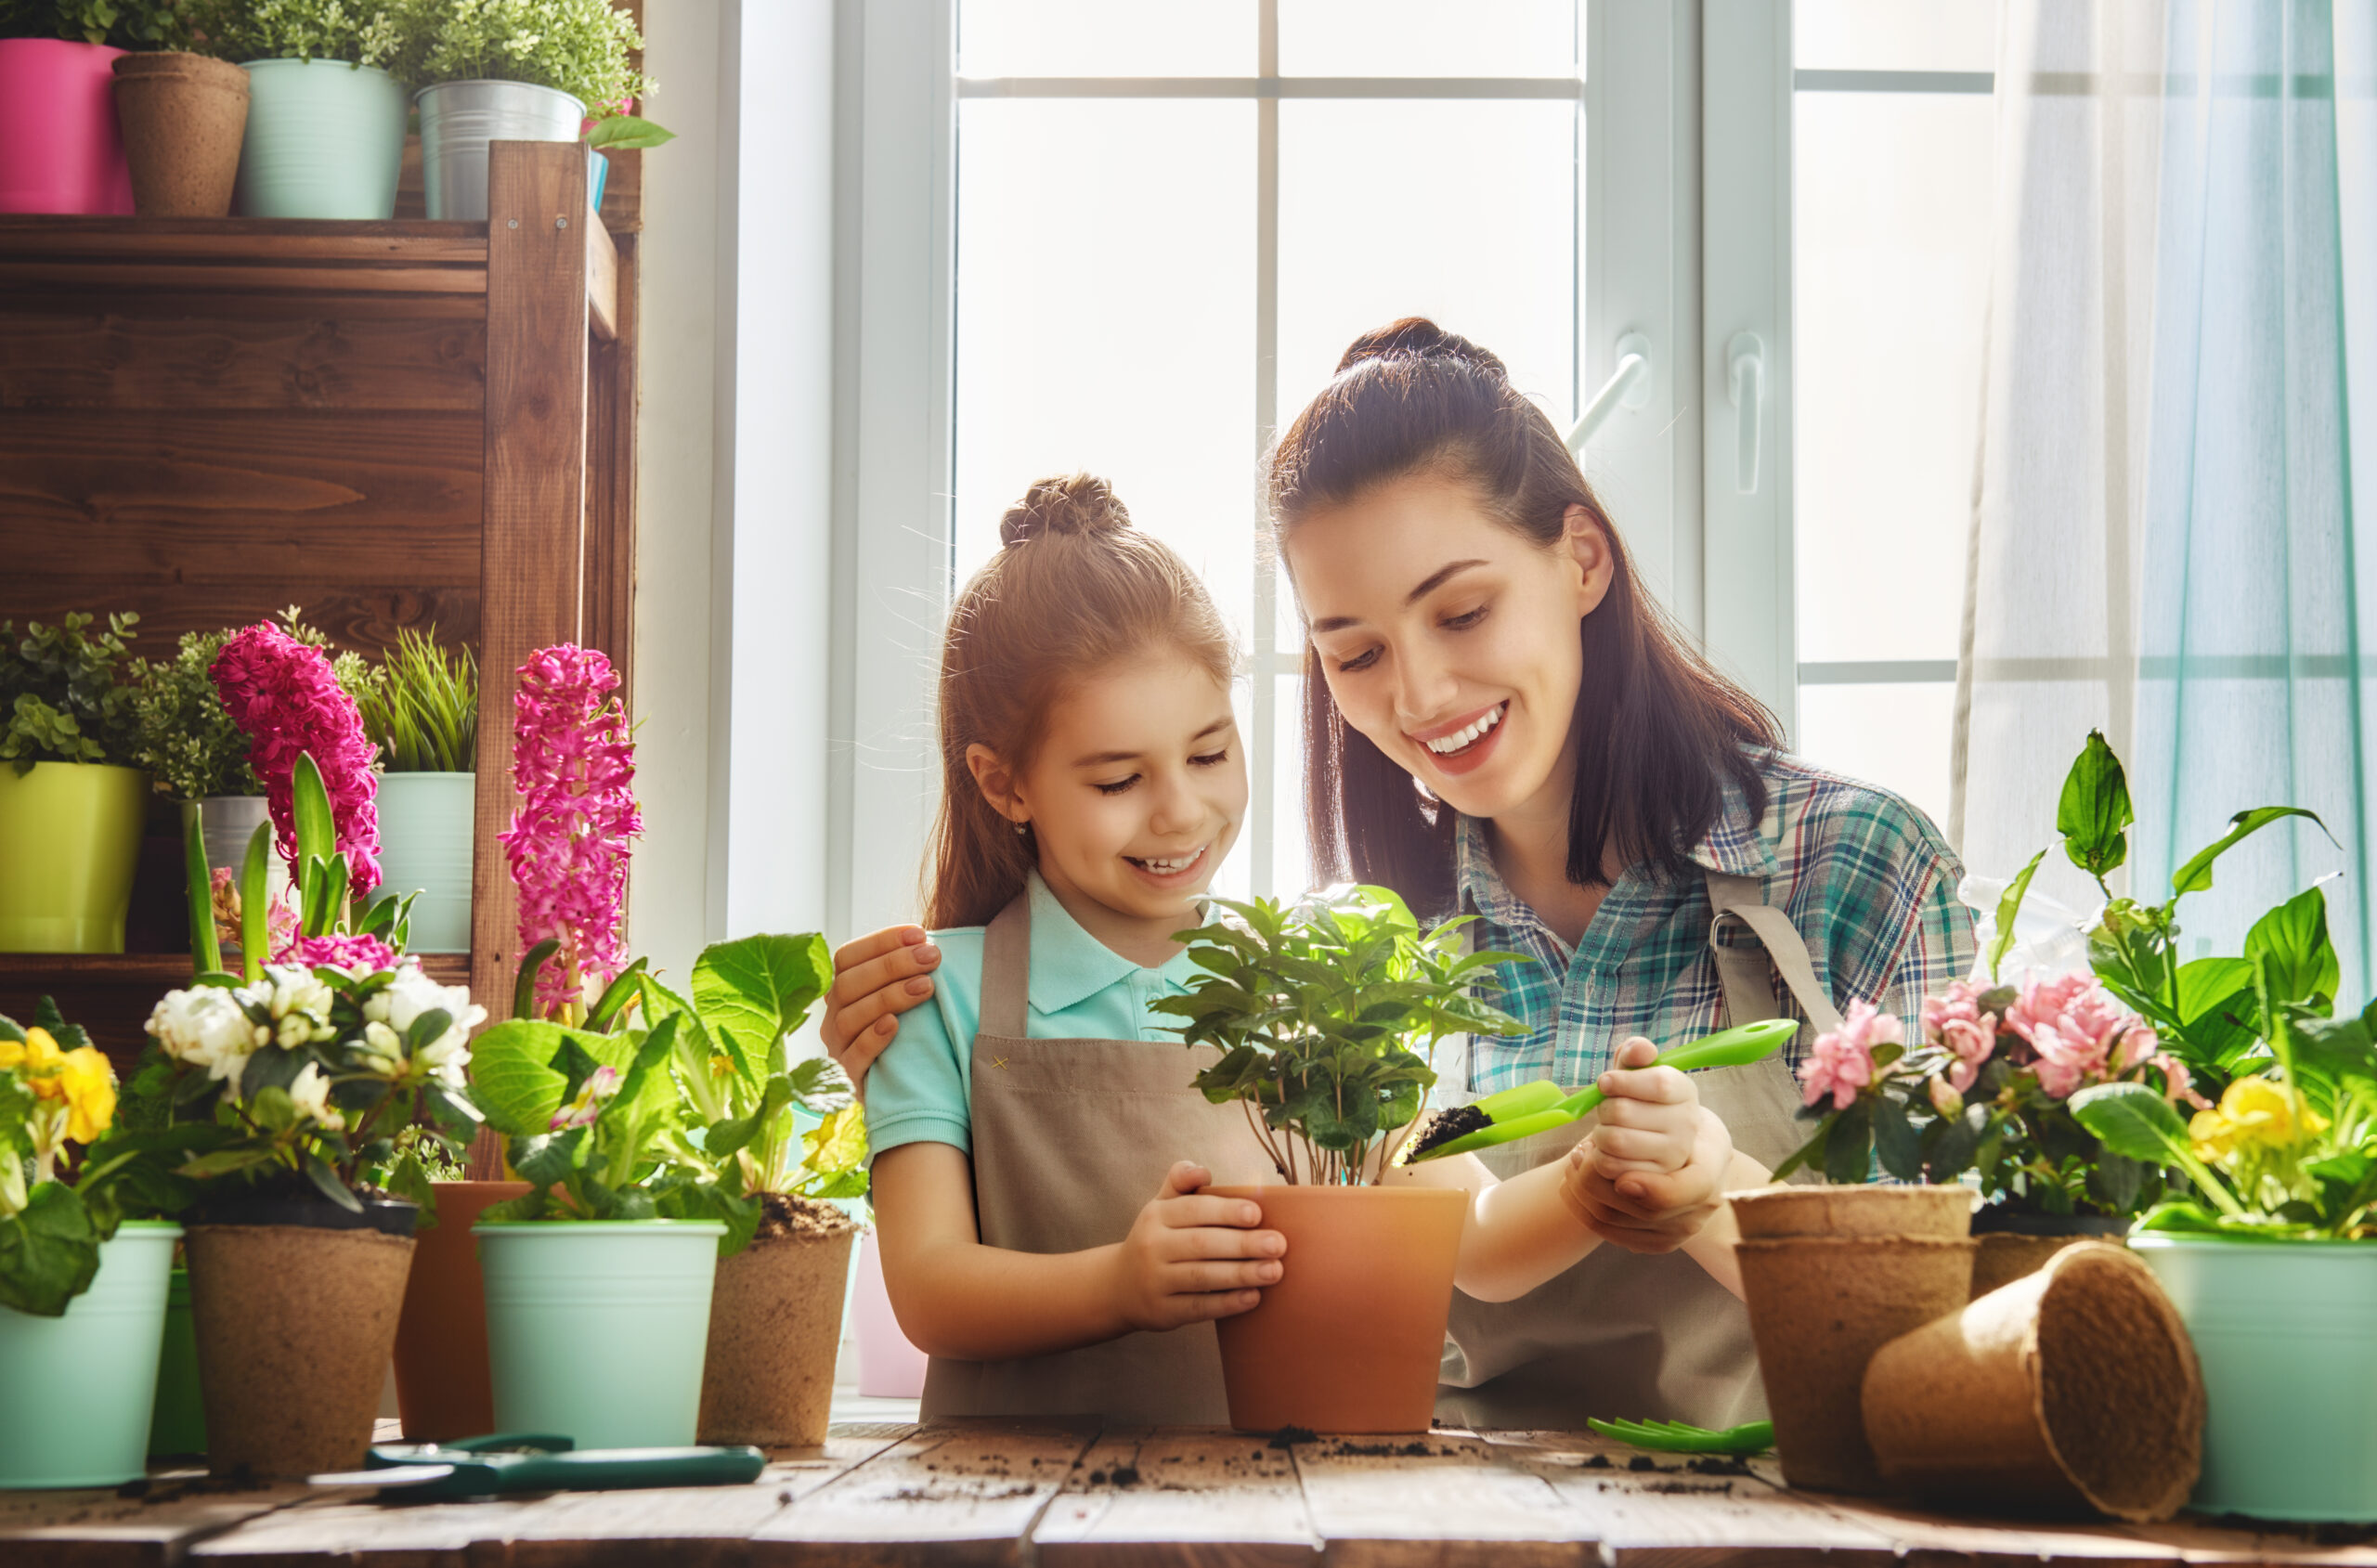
[292,751,335,874]
[2244,886,2341,1015]
[1823,1099,1874,1185]
[585,959,649,1033]
[469,1019,639,1136]
[584,113,676,150]
[1871,1094,1923,1181]
[2068,1082,2192,1165]
[182,799,221,978]
[1988,847,2049,981]
[240,820,272,984]
[2171,807,2329,898]
[0,1182,102,1316]
[513,939,561,1021]
[2056,730,2134,879]
[693,934,833,1080]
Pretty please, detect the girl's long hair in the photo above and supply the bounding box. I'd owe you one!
[926,473,1238,929]
[1267,318,1780,914]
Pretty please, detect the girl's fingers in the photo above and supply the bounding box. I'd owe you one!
[1170,1288,1265,1323]
[832,925,931,976]
[1596,1063,1693,1106]
[1591,1125,1690,1169]
[1152,1160,1215,1201]
[823,983,923,1064]
[829,936,942,1012]
[1172,1258,1284,1292]
[1162,1224,1286,1261]
[1160,1191,1273,1232]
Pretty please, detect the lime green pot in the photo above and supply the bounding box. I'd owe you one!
[0,760,148,952]
[0,1221,182,1488]
[477,1221,725,1448]
[2132,1235,2377,1522]
[147,1266,205,1458]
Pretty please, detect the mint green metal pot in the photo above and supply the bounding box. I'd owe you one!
[2132,1235,2377,1522]
[0,1222,182,1487]
[370,771,474,952]
[476,1221,725,1448]
[148,1266,205,1458]
[235,59,407,219]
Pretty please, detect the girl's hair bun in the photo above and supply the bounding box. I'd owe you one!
[999,473,1133,549]
[1334,317,1509,380]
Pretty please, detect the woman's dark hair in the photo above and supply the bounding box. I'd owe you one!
[1268,317,1780,913]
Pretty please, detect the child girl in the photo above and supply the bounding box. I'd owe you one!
[865,473,1734,1424]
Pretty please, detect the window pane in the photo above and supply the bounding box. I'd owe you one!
[1279,0,1578,78]
[1792,89,1993,666]
[955,101,1258,644]
[1794,0,1997,73]
[958,0,1256,77]
[1795,682,1957,828]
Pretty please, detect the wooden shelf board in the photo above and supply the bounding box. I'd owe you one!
[0,952,472,986]
[0,218,491,297]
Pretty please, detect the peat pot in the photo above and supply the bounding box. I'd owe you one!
[370,772,474,952]
[1731,1184,1976,1495]
[112,51,250,216]
[0,39,133,214]
[1205,1184,1467,1433]
[235,58,408,219]
[2133,1235,2377,1523]
[416,79,585,221]
[1968,1206,2132,1300]
[0,761,149,952]
[186,1195,417,1478]
[0,1222,180,1488]
[392,1181,529,1442]
[698,1199,861,1446]
[479,1220,725,1448]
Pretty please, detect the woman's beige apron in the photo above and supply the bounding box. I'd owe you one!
[919,895,1279,1424]
[1435,869,1845,1430]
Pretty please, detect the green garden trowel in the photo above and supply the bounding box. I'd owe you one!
[1401,1016,1799,1163]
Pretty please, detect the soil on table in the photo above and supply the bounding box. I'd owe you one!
[1404,1104,1489,1160]
[752,1190,861,1242]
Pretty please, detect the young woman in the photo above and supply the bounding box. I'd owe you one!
[868,472,1717,1425]
[838,329,1976,1427]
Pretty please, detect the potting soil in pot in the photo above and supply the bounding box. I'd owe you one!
[697,1195,861,1447]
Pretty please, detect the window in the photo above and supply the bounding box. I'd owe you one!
[1788,0,2000,828]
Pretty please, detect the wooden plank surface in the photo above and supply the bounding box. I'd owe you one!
[582,232,638,693]
[0,1474,312,1568]
[1032,1428,1317,1568]
[0,217,487,264]
[751,1419,1099,1567]
[1288,1432,1587,1568]
[0,308,487,413]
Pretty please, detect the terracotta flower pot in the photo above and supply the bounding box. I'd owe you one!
[111,52,249,217]
[1206,1184,1466,1433]
[696,1199,860,1447]
[392,1181,528,1443]
[186,1200,416,1478]
[1967,1208,2132,1300]
[1731,1185,1976,1495]
[1863,1241,2202,1521]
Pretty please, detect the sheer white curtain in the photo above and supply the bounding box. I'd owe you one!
[1954,0,2377,997]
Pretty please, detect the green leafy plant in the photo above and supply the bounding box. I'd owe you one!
[1152,884,1531,1186]
[0,0,191,47]
[0,612,140,771]
[127,613,375,801]
[584,111,672,150]
[183,0,401,67]
[386,0,651,104]
[355,627,477,772]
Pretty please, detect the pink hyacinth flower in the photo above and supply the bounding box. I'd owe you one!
[279,931,399,976]
[500,645,642,1019]
[1799,1000,1903,1110]
[211,622,382,893]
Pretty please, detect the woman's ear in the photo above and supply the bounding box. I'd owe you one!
[966,743,1029,826]
[1563,503,1617,617]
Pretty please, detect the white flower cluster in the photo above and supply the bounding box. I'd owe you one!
[360,965,486,1091]
[146,965,335,1091]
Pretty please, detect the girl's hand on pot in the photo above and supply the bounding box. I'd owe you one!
[1110,1160,1285,1332]
[1560,1102,1734,1254]
[821,926,942,1095]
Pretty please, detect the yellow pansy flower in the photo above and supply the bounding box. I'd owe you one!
[0,1026,63,1081]
[55,1046,116,1145]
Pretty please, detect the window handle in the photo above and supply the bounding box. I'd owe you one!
[1728,332,1764,494]
[1565,332,1652,456]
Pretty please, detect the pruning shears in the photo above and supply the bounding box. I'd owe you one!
[1403,1017,1799,1162]
[1586,1417,1776,1455]
[307,1432,767,1500]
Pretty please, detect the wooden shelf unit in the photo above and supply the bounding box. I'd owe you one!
[0,140,637,1069]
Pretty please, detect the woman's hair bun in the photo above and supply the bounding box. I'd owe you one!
[1334,317,1508,381]
[999,472,1133,549]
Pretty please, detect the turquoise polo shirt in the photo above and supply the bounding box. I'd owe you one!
[863,872,1208,1164]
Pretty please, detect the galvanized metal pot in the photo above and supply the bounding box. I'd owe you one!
[416,79,584,221]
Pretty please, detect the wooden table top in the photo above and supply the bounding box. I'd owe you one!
[5,1421,2367,1568]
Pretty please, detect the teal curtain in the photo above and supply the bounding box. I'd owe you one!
[2132,0,2377,1002]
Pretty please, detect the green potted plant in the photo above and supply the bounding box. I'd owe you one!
[357,628,476,953]
[0,613,149,954]
[183,0,409,219]
[387,0,654,220]
[1152,884,1525,1433]
[0,0,181,214]
[0,999,186,1489]
[642,933,868,1447]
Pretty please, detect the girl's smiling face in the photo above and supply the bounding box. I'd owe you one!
[1283,471,1613,829]
[968,653,1246,963]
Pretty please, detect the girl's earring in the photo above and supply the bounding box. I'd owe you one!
[1015,822,1029,837]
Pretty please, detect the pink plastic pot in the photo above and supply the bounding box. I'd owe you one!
[0,39,135,214]
[851,1230,926,1399]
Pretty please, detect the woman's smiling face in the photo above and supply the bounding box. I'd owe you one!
[1283,471,1612,826]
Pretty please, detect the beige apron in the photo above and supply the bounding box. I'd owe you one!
[1435,869,1845,1430]
[919,895,1279,1424]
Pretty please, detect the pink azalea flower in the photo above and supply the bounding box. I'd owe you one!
[500,646,642,1019]
[1921,979,1999,1093]
[212,623,382,893]
[2001,974,2152,1100]
[1799,1000,1903,1110]
[279,931,399,975]
[2151,1052,2214,1111]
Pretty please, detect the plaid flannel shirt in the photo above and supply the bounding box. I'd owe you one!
[1449,750,1976,1099]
